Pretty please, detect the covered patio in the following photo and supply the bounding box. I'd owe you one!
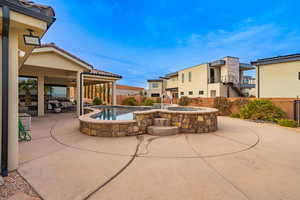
[19,43,122,117]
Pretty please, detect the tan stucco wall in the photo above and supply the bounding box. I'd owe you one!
[24,51,89,72]
[257,61,300,98]
[6,29,19,171]
[178,63,209,98]
[166,76,178,89]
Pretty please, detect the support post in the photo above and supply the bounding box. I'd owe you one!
[76,72,83,116]
[1,6,10,176]
[37,75,45,116]
[112,81,117,105]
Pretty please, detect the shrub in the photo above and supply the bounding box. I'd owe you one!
[240,99,285,122]
[141,98,155,106]
[92,97,102,105]
[277,119,298,128]
[178,96,190,106]
[230,113,240,118]
[213,97,232,116]
[232,98,250,109]
[122,97,138,106]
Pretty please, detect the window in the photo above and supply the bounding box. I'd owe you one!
[188,72,192,82]
[152,82,159,88]
[188,91,193,95]
[180,92,184,95]
[151,93,160,97]
[199,90,204,95]
[298,72,300,80]
[181,73,185,83]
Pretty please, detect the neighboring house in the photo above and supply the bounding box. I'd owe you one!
[148,56,255,99]
[116,84,144,96]
[147,79,164,97]
[251,54,300,98]
[240,76,256,97]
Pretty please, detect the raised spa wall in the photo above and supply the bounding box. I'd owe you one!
[79,107,218,137]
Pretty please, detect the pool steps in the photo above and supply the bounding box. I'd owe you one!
[148,118,179,136]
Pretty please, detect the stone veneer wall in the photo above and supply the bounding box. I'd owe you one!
[80,120,140,137]
[134,110,217,134]
[79,107,218,137]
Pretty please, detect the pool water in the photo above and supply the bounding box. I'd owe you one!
[91,106,201,120]
[91,106,151,120]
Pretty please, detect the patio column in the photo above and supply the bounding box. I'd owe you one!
[7,29,19,171]
[66,87,70,99]
[103,84,107,104]
[105,83,109,104]
[37,75,45,116]
[100,84,104,102]
[112,81,117,105]
[76,72,83,116]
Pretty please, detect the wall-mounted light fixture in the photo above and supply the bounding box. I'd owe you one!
[23,29,41,46]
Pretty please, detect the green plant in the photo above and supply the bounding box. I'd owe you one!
[92,96,102,105]
[213,97,232,116]
[178,96,190,106]
[240,99,285,122]
[141,98,155,106]
[232,98,250,109]
[122,97,138,106]
[277,119,298,128]
[230,113,240,118]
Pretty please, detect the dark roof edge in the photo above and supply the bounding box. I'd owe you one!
[83,69,122,79]
[0,0,56,27]
[251,53,300,66]
[147,79,163,82]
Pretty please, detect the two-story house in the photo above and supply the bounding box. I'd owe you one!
[148,56,255,99]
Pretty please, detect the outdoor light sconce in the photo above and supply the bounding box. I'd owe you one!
[23,29,41,46]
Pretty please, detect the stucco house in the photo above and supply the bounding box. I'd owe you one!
[148,56,255,99]
[252,54,300,98]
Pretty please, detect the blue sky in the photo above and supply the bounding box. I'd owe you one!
[36,0,300,87]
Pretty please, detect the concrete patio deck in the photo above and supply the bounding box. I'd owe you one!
[19,113,300,200]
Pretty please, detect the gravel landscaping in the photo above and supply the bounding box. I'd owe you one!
[0,171,40,200]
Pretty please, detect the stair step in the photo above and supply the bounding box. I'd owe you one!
[147,126,179,136]
[153,118,171,126]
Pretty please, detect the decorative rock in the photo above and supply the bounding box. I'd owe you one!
[0,176,4,186]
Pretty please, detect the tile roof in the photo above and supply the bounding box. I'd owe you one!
[0,0,56,27]
[116,84,144,91]
[18,0,55,17]
[88,69,122,79]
